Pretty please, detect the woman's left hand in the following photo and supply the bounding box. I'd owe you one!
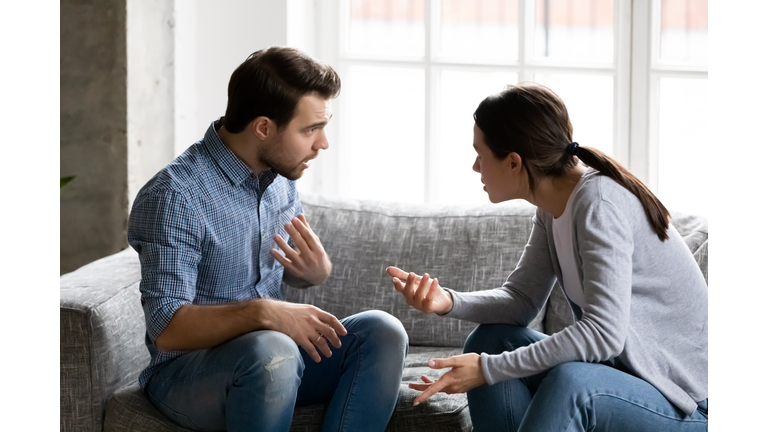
[410,353,486,406]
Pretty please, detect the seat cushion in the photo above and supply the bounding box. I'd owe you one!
[104,346,471,432]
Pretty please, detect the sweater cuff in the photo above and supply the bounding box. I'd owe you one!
[480,353,499,386]
[440,288,463,318]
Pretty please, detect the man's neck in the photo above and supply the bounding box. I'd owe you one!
[216,124,269,175]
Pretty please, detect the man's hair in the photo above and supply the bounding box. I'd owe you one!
[223,46,341,133]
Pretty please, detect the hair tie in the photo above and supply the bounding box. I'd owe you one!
[566,142,579,155]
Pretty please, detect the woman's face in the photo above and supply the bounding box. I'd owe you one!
[472,123,524,203]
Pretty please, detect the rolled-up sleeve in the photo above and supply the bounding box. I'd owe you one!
[128,188,203,343]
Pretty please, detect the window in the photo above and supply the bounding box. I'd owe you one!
[309,0,708,215]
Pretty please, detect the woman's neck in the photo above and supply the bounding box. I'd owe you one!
[526,165,587,218]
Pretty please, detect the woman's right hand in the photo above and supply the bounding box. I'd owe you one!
[386,266,454,315]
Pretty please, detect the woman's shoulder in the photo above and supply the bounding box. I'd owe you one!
[572,169,644,218]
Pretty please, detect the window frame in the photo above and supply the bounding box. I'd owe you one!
[311,0,705,203]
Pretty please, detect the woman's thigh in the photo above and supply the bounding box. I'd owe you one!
[521,362,708,432]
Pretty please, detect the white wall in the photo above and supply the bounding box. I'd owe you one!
[173,0,317,156]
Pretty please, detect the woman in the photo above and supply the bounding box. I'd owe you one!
[386,83,708,431]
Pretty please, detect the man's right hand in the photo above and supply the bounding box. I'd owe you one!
[386,267,454,315]
[262,301,347,363]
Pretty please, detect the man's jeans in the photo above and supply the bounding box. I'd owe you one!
[464,324,708,432]
[145,310,408,432]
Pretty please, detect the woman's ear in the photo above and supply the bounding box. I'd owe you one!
[250,116,273,141]
[506,152,523,173]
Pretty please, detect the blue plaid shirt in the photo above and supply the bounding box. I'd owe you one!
[127,118,303,388]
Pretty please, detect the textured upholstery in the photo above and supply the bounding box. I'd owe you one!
[60,193,708,432]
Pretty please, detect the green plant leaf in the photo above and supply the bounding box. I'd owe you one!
[61,176,76,190]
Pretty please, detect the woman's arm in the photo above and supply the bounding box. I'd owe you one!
[480,198,633,384]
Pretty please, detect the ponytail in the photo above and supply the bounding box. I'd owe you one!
[572,145,670,241]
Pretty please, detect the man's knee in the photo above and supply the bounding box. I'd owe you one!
[231,331,304,386]
[353,310,409,355]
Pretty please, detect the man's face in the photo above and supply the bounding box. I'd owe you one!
[259,94,332,181]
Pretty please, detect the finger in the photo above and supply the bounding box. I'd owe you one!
[270,248,294,269]
[316,319,343,348]
[297,213,311,228]
[392,277,406,293]
[428,357,456,369]
[290,217,320,251]
[408,382,431,391]
[284,223,311,254]
[424,278,441,310]
[273,235,300,262]
[298,339,322,363]
[414,376,451,406]
[319,312,348,338]
[386,266,409,279]
[414,273,431,308]
[402,272,419,303]
[421,375,435,384]
[312,333,333,358]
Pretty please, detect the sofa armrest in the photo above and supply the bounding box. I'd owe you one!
[60,248,149,432]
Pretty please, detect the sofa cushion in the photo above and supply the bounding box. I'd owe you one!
[287,194,546,348]
[104,347,470,432]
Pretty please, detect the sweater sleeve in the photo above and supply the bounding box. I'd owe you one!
[479,198,634,385]
[443,208,557,327]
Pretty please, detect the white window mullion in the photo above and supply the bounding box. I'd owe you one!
[614,0,632,168]
[629,0,652,186]
[424,0,435,203]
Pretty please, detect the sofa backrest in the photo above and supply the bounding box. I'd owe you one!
[285,194,547,347]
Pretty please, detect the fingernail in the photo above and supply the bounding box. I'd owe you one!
[414,401,419,406]
[428,359,435,367]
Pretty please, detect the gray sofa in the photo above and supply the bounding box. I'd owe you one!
[60,193,709,431]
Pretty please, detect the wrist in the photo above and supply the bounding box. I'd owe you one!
[438,289,455,315]
[250,298,278,330]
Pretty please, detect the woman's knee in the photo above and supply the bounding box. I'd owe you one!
[464,324,543,355]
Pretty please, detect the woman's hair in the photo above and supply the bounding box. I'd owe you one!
[224,46,341,133]
[473,82,671,241]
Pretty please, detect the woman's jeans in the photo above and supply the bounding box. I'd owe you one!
[464,324,708,432]
[145,310,408,432]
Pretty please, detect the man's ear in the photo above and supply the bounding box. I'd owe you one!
[250,116,273,141]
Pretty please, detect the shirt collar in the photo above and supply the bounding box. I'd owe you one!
[203,118,277,192]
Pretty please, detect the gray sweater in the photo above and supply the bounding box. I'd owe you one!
[445,169,708,416]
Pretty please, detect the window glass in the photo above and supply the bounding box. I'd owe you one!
[532,73,614,156]
[533,0,614,64]
[659,0,708,66]
[437,0,519,63]
[433,70,518,204]
[346,0,425,57]
[657,77,707,215]
[345,65,425,203]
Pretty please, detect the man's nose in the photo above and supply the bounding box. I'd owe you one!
[315,129,329,150]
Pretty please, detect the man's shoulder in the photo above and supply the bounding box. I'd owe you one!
[136,142,215,201]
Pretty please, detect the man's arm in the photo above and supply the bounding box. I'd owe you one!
[273,214,332,288]
[155,298,347,363]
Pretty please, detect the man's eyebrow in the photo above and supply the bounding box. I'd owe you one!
[302,114,333,131]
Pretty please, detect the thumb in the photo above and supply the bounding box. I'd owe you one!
[428,357,455,369]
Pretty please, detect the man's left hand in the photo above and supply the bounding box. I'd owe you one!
[272,214,332,287]
[409,353,486,406]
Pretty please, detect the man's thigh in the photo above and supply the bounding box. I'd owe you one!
[147,330,303,431]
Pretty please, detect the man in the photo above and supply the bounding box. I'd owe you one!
[128,46,408,432]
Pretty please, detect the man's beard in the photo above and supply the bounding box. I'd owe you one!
[258,140,308,181]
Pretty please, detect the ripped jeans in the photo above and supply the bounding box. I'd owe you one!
[145,310,408,432]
